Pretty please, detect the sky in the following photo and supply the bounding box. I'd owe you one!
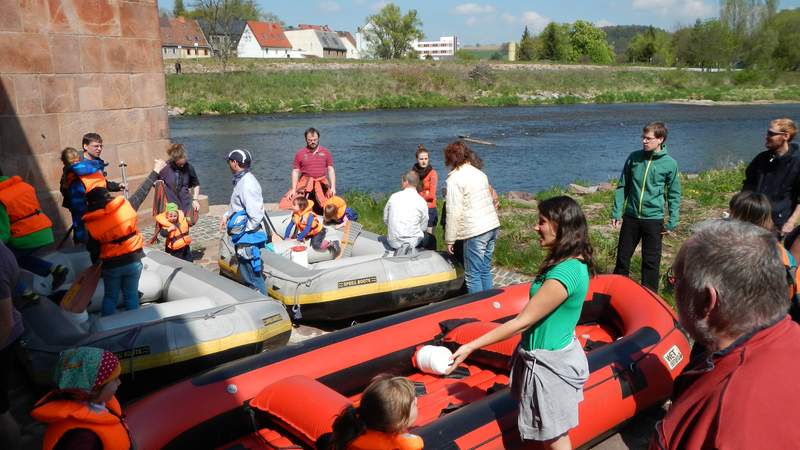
[157,0,800,45]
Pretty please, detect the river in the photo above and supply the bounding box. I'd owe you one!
[170,103,800,204]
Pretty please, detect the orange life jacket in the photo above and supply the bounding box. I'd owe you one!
[31,395,132,450]
[327,196,347,221]
[291,200,323,238]
[83,197,143,259]
[65,170,107,194]
[348,430,424,450]
[778,245,800,301]
[0,176,53,239]
[155,211,192,251]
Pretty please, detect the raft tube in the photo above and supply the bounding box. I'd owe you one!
[17,248,292,399]
[219,210,463,321]
[126,274,690,449]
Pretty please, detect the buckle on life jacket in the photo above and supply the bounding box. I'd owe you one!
[11,209,42,224]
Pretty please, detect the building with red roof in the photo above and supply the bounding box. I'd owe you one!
[160,16,212,59]
[237,21,301,59]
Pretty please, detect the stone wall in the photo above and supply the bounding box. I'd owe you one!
[0,0,169,231]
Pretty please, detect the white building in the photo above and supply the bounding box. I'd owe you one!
[355,23,376,58]
[237,21,304,59]
[337,31,360,59]
[413,36,459,60]
[284,26,347,58]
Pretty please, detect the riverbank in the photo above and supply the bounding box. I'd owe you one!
[165,60,800,115]
[345,164,744,303]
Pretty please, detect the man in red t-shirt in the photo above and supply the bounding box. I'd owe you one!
[651,219,800,449]
[290,128,336,214]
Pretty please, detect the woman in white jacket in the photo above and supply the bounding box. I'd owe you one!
[443,141,500,293]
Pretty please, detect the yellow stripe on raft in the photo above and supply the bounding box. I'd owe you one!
[267,270,458,305]
[116,319,293,373]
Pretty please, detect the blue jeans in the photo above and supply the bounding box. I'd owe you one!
[238,250,266,295]
[463,228,498,294]
[102,262,143,316]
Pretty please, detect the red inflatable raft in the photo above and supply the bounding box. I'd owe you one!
[126,275,690,449]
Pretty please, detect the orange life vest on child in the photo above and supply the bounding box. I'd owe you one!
[291,201,323,238]
[327,196,347,221]
[155,211,192,251]
[31,395,132,450]
[83,197,143,259]
[65,170,107,194]
[0,176,53,238]
[778,245,800,301]
[348,430,424,450]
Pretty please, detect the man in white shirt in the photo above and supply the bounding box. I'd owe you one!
[384,171,431,251]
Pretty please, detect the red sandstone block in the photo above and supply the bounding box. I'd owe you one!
[143,107,168,140]
[85,108,129,146]
[73,0,120,36]
[130,73,165,108]
[20,0,50,33]
[116,141,148,176]
[0,76,16,116]
[102,38,131,72]
[1,114,61,155]
[101,74,132,109]
[49,35,82,73]
[57,112,87,150]
[120,1,158,39]
[41,75,79,114]
[46,0,77,34]
[78,36,104,73]
[0,0,23,31]
[30,151,67,186]
[76,74,103,111]
[0,33,52,73]
[13,75,44,115]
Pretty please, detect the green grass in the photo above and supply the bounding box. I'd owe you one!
[343,163,746,302]
[166,61,800,115]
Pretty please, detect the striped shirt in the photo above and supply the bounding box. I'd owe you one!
[293,146,333,178]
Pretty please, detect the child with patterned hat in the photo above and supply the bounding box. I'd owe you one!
[31,347,131,450]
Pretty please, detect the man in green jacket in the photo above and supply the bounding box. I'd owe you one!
[611,122,681,292]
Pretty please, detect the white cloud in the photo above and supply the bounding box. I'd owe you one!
[521,11,551,33]
[454,3,495,15]
[465,16,478,26]
[595,19,615,27]
[319,1,341,13]
[370,1,389,13]
[631,0,714,21]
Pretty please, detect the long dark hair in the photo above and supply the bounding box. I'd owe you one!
[536,196,595,278]
[329,375,416,450]
[729,191,773,230]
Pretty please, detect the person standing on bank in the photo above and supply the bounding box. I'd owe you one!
[443,141,500,294]
[221,150,268,295]
[412,145,438,234]
[611,122,681,292]
[158,143,201,219]
[448,196,593,450]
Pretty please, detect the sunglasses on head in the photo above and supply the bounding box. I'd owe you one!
[767,129,785,137]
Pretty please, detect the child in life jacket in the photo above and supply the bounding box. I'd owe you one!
[285,197,341,257]
[328,375,422,450]
[155,203,193,262]
[323,196,359,228]
[60,147,106,244]
[31,347,131,450]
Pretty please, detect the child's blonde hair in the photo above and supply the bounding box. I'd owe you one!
[330,375,416,449]
[60,147,81,166]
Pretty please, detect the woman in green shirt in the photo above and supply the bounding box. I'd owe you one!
[448,196,594,450]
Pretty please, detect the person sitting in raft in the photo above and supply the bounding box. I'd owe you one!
[447,196,593,450]
[154,203,193,262]
[60,148,107,245]
[328,375,422,450]
[0,169,69,301]
[322,196,358,228]
[285,197,340,257]
[31,347,129,450]
[84,159,166,316]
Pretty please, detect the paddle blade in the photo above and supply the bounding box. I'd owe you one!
[61,264,102,313]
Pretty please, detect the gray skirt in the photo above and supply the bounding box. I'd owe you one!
[510,337,589,441]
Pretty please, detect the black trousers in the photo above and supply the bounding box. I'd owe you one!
[614,217,663,292]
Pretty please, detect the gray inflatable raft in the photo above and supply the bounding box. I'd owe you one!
[219,211,463,321]
[17,248,292,398]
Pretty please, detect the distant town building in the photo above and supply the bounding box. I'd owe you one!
[412,36,458,60]
[507,42,516,62]
[355,23,376,58]
[336,31,360,59]
[237,21,302,58]
[284,25,347,58]
[160,16,212,59]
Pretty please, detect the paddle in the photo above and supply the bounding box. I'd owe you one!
[60,264,102,313]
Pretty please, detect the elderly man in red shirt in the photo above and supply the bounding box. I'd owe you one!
[651,219,800,449]
[286,127,336,215]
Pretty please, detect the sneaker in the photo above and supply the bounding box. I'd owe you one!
[329,241,341,257]
[51,265,69,290]
[14,289,42,309]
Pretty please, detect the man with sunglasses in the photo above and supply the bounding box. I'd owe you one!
[742,118,800,240]
[611,122,681,292]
